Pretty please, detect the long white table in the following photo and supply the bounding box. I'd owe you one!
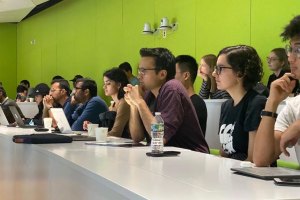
[0,126,299,200]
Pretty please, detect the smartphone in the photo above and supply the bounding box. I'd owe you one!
[146,151,181,157]
[274,178,300,186]
[34,128,49,132]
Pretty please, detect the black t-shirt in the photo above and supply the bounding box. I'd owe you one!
[218,89,266,160]
[190,94,207,136]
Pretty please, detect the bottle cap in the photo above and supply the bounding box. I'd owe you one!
[155,112,161,115]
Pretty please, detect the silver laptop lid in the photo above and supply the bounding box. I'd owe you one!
[50,108,72,134]
[0,106,9,125]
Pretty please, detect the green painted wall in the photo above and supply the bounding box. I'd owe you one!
[0,23,17,98]
[16,0,300,101]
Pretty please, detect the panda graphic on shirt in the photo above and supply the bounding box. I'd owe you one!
[219,122,236,154]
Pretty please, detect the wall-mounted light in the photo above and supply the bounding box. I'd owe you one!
[142,17,177,38]
[142,22,157,35]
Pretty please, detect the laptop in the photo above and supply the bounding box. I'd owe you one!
[0,107,9,126]
[9,106,38,128]
[231,167,300,180]
[51,108,95,141]
[232,142,300,180]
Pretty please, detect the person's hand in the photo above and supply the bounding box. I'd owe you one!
[43,95,54,109]
[124,84,143,107]
[70,95,77,105]
[280,120,300,157]
[83,120,90,130]
[269,73,296,105]
[199,70,209,81]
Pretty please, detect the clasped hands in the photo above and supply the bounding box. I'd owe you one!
[123,84,144,107]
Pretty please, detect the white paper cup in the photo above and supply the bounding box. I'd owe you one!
[87,124,98,137]
[95,127,108,141]
[43,118,52,132]
[29,98,34,102]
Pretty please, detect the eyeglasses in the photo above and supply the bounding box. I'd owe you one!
[214,65,232,75]
[138,67,157,75]
[75,87,83,90]
[266,57,279,62]
[285,45,300,58]
[50,89,62,93]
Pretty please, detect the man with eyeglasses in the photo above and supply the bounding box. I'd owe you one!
[71,78,108,131]
[254,15,300,166]
[124,48,209,153]
[43,79,78,126]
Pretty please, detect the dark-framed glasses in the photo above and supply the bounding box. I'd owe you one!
[138,67,157,75]
[214,65,232,75]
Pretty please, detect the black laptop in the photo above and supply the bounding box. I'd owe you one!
[9,106,38,128]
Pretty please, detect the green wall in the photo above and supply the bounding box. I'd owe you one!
[0,23,17,98]
[16,0,300,101]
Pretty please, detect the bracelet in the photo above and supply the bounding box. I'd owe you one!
[261,110,278,119]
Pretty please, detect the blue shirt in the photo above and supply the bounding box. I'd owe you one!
[71,96,108,131]
[63,97,78,126]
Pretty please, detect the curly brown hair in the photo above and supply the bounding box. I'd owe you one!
[218,45,263,91]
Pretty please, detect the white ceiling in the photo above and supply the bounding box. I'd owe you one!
[0,0,49,23]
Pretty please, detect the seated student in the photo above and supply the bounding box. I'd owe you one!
[198,54,230,99]
[20,79,34,98]
[71,78,108,131]
[32,83,50,125]
[267,48,300,95]
[212,45,267,161]
[254,15,300,166]
[124,48,209,153]
[43,79,78,127]
[0,86,25,123]
[16,85,28,102]
[175,55,207,136]
[84,68,130,138]
[119,62,139,85]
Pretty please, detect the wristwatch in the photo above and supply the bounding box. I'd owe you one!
[261,110,278,119]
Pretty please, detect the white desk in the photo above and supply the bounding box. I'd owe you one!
[0,126,299,200]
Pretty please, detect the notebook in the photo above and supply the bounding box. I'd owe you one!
[0,106,9,126]
[9,106,38,128]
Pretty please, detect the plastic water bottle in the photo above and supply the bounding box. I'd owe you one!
[151,112,164,154]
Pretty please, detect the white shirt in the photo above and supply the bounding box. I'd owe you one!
[275,95,300,132]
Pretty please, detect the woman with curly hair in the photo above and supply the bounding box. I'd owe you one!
[213,45,267,161]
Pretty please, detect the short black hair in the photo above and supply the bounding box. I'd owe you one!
[76,78,97,97]
[0,86,7,97]
[140,48,175,81]
[175,55,198,83]
[52,75,64,80]
[103,68,129,100]
[119,62,132,73]
[51,79,71,96]
[218,45,263,91]
[281,15,300,41]
[20,80,30,88]
[17,85,28,93]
